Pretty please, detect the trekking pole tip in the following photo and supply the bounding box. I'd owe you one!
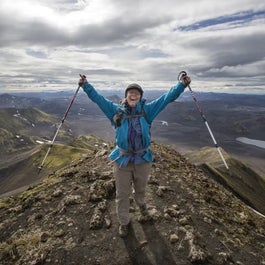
[37,166,43,174]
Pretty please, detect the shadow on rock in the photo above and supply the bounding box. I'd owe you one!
[141,223,177,265]
[123,224,153,265]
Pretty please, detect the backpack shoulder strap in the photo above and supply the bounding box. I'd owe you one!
[124,107,150,125]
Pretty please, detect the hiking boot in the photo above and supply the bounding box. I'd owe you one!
[139,204,149,216]
[118,224,129,238]
[138,205,152,223]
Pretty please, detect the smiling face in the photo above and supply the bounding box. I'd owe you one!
[126,89,141,107]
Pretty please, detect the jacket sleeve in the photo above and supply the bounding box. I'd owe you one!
[82,82,118,121]
[144,82,185,123]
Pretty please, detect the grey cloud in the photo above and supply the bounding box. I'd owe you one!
[81,45,169,60]
[0,13,66,47]
[211,35,265,68]
[143,62,184,81]
[80,68,130,76]
[0,64,129,86]
[72,16,172,47]
[187,32,265,67]
[26,49,48,58]
[0,9,172,48]
[1,0,265,93]
[181,30,265,79]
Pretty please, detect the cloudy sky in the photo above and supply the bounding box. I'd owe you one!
[0,0,265,94]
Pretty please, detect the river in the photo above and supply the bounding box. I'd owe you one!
[236,137,265,149]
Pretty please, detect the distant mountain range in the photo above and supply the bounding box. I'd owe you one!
[2,90,265,104]
[1,91,264,153]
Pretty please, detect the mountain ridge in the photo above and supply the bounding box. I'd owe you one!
[0,140,264,265]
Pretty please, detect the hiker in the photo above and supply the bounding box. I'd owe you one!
[78,74,191,237]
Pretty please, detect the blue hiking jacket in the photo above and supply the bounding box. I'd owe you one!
[82,82,185,166]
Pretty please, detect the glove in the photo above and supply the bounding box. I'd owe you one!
[78,74,87,87]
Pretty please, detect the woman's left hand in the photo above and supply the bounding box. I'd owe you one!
[180,75,191,87]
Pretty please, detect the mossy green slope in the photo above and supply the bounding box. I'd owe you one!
[187,147,265,215]
[0,134,106,196]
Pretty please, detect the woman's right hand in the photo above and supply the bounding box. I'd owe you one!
[78,74,87,87]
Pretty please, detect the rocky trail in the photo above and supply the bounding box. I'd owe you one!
[0,141,264,265]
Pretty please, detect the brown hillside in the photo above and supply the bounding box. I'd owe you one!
[0,141,264,265]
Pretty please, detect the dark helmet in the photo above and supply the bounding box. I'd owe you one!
[125,83,143,98]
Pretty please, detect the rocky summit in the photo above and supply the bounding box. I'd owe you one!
[0,141,264,265]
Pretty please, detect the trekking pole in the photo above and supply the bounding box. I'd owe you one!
[178,71,229,169]
[38,74,86,173]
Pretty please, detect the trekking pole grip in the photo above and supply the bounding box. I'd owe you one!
[178,70,187,81]
[178,70,191,88]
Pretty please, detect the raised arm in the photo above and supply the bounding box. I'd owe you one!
[144,82,185,123]
[79,76,118,121]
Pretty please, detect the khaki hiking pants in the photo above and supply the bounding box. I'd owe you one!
[114,162,152,225]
